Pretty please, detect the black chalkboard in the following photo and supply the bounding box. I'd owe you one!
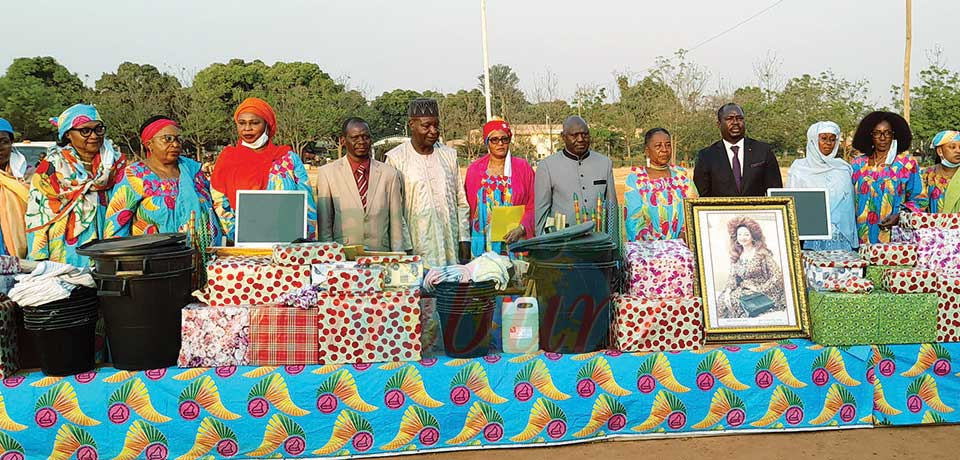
[767,189,831,240]
[235,190,308,246]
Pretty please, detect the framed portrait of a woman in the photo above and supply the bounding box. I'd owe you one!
[684,197,810,343]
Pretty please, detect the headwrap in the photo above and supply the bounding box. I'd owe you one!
[0,118,12,138]
[483,119,512,143]
[931,130,960,149]
[234,97,277,139]
[482,118,513,177]
[785,121,858,249]
[0,118,27,257]
[408,98,439,118]
[140,118,178,146]
[51,104,101,141]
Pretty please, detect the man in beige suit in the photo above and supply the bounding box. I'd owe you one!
[316,117,405,251]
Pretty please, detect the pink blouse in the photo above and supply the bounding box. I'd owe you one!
[464,155,535,239]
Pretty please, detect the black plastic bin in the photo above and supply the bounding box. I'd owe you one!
[21,288,99,376]
[433,281,498,358]
[78,235,194,370]
[529,260,620,353]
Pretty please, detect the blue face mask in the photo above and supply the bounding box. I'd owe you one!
[943,158,960,168]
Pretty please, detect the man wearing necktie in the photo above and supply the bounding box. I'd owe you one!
[316,117,406,252]
[693,103,783,197]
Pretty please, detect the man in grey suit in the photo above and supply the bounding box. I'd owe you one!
[316,117,406,251]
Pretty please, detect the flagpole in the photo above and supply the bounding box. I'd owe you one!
[903,0,912,123]
[480,0,493,121]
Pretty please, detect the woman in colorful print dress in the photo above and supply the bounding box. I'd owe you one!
[25,104,127,267]
[0,118,29,258]
[850,111,922,244]
[717,217,786,319]
[209,97,317,241]
[786,121,858,250]
[105,116,223,250]
[464,119,535,257]
[624,128,697,241]
[921,130,960,213]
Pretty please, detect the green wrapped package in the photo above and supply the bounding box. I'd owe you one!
[809,289,937,345]
[865,265,910,289]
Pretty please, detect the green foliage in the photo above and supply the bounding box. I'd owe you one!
[92,62,182,157]
[0,56,84,140]
[893,61,960,160]
[369,89,423,139]
[479,64,528,122]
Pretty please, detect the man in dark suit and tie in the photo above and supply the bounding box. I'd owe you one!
[693,103,783,197]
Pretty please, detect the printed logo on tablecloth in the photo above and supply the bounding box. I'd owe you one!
[575,357,631,398]
[144,369,167,381]
[0,432,24,460]
[692,388,746,429]
[696,351,750,392]
[811,348,861,387]
[750,386,805,427]
[312,410,373,455]
[906,375,953,414]
[448,362,506,406]
[381,405,441,450]
[74,371,97,385]
[513,360,570,403]
[571,394,626,438]
[34,382,99,428]
[215,366,237,378]
[244,414,307,457]
[315,370,377,415]
[510,398,567,441]
[635,353,690,395]
[754,348,806,390]
[107,379,170,425]
[246,374,310,418]
[444,402,504,445]
[2,376,23,389]
[177,376,240,421]
[383,366,442,410]
[631,391,687,432]
[47,425,97,459]
[866,345,898,384]
[901,344,952,377]
[809,384,858,425]
[113,421,168,460]
[179,418,238,458]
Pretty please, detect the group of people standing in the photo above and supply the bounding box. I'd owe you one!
[0,97,956,270]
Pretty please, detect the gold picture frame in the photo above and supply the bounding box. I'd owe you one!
[684,197,810,343]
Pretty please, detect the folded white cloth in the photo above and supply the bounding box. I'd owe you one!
[466,252,513,290]
[9,261,95,307]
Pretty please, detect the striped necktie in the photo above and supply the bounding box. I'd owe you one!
[355,163,368,211]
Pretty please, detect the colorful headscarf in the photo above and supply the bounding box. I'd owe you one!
[0,118,12,138]
[483,119,512,143]
[51,104,101,141]
[233,97,277,138]
[140,118,178,146]
[932,130,960,149]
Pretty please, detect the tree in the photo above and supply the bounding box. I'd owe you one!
[439,90,485,161]
[92,62,182,156]
[644,50,714,163]
[478,64,528,121]
[369,89,423,139]
[183,59,271,151]
[893,54,960,158]
[0,57,85,140]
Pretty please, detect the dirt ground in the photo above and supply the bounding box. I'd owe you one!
[418,425,960,460]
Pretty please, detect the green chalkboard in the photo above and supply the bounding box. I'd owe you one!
[767,188,831,240]
[235,190,308,246]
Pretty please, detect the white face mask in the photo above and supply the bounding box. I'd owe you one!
[241,131,269,149]
[943,158,960,169]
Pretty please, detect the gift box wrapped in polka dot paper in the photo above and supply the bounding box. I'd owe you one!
[858,243,917,267]
[882,268,939,294]
[611,294,703,352]
[272,242,346,266]
[202,257,310,306]
[316,289,422,364]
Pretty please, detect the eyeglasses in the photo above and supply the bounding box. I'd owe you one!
[151,134,184,145]
[488,136,511,145]
[871,130,895,139]
[72,124,106,138]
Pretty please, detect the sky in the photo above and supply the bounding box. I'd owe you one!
[4,0,958,106]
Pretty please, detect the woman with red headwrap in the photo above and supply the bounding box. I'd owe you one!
[464,118,535,257]
[105,115,224,251]
[209,97,317,240]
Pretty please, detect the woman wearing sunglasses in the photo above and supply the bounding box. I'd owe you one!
[463,118,535,257]
[850,111,923,244]
[25,103,127,266]
[104,116,224,251]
